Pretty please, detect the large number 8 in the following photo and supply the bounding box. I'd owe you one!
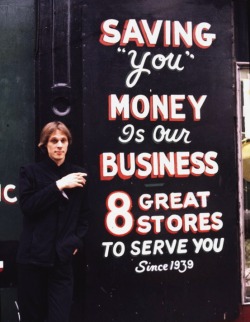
[105,191,134,236]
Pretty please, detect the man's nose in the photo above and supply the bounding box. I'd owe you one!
[57,140,63,147]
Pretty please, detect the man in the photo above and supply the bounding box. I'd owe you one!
[17,121,89,322]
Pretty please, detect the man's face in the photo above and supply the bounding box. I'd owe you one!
[46,129,69,165]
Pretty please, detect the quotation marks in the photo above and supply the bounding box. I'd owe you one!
[185,51,195,59]
[118,48,194,60]
[117,47,126,53]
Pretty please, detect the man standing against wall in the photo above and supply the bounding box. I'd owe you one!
[16,121,89,322]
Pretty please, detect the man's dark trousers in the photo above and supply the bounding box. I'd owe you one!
[18,260,73,322]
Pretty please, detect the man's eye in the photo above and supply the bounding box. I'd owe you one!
[50,139,58,144]
[61,139,67,143]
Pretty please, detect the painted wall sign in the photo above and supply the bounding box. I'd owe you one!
[0,184,17,204]
[35,0,240,321]
[0,1,34,298]
[82,0,240,321]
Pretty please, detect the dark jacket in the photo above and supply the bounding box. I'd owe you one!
[17,157,89,266]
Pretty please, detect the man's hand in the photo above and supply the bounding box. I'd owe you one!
[56,172,87,191]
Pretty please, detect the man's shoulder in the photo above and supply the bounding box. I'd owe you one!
[20,160,53,178]
[21,160,44,171]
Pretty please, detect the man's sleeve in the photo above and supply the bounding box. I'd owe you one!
[19,165,62,217]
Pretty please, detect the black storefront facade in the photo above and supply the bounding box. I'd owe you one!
[0,1,249,321]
